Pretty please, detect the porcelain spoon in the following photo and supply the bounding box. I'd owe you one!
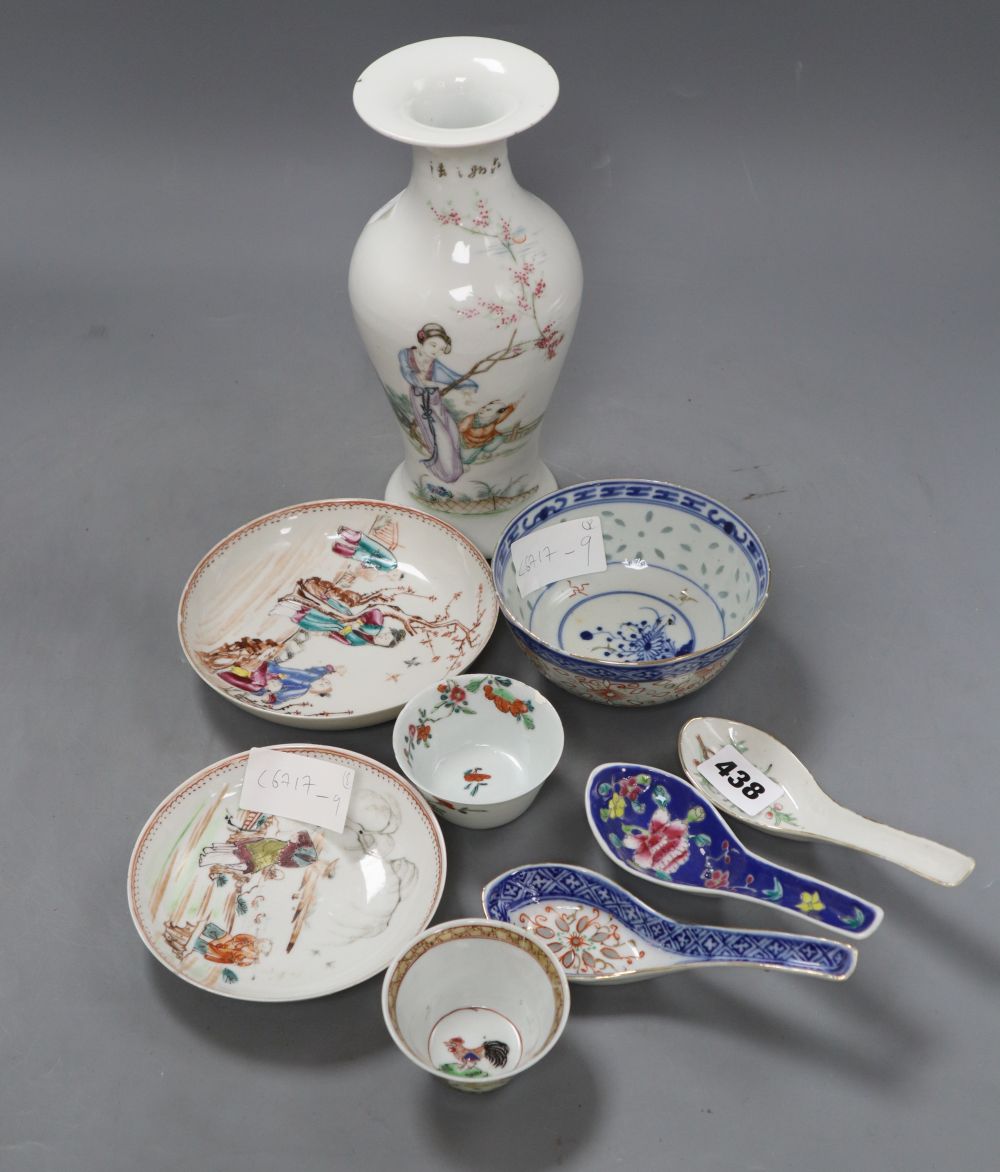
[484,863,857,983]
[677,717,974,887]
[585,763,883,937]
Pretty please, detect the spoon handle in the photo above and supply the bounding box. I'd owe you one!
[736,855,884,938]
[668,922,857,980]
[816,804,975,886]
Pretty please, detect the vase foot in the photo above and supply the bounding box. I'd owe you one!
[384,462,558,559]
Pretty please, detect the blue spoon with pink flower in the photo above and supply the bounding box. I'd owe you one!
[585,763,883,938]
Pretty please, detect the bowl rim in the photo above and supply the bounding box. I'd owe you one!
[177,497,498,724]
[491,478,770,671]
[380,917,571,1081]
[391,673,565,807]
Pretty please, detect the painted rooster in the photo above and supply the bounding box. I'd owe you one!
[444,1036,510,1071]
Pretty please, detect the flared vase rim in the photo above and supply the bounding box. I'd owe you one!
[353,36,559,149]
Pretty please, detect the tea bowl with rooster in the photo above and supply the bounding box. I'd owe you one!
[381,918,571,1092]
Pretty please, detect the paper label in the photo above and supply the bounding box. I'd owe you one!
[511,516,607,598]
[696,745,785,817]
[240,747,355,835]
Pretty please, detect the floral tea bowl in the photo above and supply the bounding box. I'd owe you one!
[492,480,769,706]
[382,918,570,1092]
[392,674,563,828]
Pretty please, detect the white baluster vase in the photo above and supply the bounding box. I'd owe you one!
[350,37,583,557]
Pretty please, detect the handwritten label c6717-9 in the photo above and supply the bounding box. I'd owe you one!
[239,747,355,835]
[510,516,607,598]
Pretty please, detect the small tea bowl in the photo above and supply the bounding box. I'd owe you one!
[392,673,563,828]
[492,479,770,706]
[382,918,570,1092]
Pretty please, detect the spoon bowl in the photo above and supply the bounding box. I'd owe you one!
[484,864,858,983]
[585,763,883,938]
[678,717,975,887]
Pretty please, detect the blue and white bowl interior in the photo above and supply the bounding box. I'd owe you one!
[493,482,769,667]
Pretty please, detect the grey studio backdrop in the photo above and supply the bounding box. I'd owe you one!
[2,2,998,1170]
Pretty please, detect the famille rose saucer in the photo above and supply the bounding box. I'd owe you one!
[178,499,498,729]
[127,746,446,1001]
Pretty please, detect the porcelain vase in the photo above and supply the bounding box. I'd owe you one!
[350,37,583,556]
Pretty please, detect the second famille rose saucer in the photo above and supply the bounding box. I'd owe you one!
[178,499,498,729]
[127,745,447,1001]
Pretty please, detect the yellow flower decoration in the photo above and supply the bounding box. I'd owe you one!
[797,891,825,915]
[607,793,626,820]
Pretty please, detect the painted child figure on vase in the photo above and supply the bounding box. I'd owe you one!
[398,323,478,483]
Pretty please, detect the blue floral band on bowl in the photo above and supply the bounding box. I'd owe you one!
[492,480,770,705]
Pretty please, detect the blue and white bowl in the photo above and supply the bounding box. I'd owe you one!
[492,480,770,706]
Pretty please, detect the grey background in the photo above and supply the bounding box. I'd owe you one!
[3,2,998,1169]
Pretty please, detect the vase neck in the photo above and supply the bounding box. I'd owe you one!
[407,142,519,204]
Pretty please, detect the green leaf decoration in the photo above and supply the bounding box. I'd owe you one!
[645,510,653,522]
[652,784,670,806]
[521,715,535,730]
[236,897,248,916]
[622,824,645,837]
[495,676,512,687]
[680,543,692,552]
[629,800,647,815]
[762,878,784,901]
[599,808,610,822]
[597,782,612,798]
[438,1063,488,1078]
[839,907,865,929]
[692,833,713,849]
[465,678,484,692]
[221,969,238,984]
[214,875,228,888]
[608,832,623,851]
